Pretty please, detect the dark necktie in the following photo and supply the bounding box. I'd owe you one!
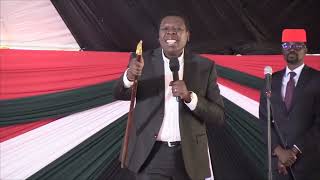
[284,72,296,110]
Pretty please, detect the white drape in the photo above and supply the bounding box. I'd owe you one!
[0,101,129,179]
[0,0,79,50]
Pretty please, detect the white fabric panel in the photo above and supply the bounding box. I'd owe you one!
[0,101,129,180]
[219,83,259,118]
[0,0,79,50]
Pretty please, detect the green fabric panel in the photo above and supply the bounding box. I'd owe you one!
[28,115,127,180]
[0,81,116,126]
[208,97,267,180]
[216,64,264,90]
[224,98,265,171]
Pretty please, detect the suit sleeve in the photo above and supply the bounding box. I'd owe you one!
[293,77,320,153]
[191,62,225,126]
[113,53,135,100]
[259,81,281,151]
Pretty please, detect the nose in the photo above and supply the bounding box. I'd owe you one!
[166,29,177,35]
[288,48,296,52]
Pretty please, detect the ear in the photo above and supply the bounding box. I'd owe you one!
[187,32,190,42]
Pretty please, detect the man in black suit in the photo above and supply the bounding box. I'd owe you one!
[113,12,225,180]
[259,29,320,180]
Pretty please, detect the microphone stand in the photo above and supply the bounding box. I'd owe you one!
[271,104,296,180]
[121,40,142,168]
[266,90,272,180]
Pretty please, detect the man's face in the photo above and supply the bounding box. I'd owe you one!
[158,16,190,58]
[282,42,307,65]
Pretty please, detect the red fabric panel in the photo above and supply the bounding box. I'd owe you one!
[218,78,260,102]
[202,54,320,78]
[2,49,319,100]
[0,118,56,142]
[1,49,130,99]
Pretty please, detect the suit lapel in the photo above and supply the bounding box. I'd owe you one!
[288,66,311,112]
[272,69,288,114]
[151,48,165,98]
[183,51,196,91]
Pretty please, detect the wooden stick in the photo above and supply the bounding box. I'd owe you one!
[121,40,143,168]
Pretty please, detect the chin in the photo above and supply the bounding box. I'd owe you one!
[286,59,299,65]
[164,49,179,56]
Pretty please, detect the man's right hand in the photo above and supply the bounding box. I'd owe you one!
[277,160,288,175]
[274,145,297,167]
[127,56,144,81]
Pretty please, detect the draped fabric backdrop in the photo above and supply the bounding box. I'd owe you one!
[51,0,320,54]
[1,49,319,180]
[1,1,319,180]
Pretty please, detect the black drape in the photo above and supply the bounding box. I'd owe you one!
[51,0,319,54]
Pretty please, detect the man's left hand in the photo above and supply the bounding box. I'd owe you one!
[170,80,191,102]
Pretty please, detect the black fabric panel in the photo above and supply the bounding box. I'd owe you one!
[207,97,266,180]
[51,0,320,54]
[0,81,115,126]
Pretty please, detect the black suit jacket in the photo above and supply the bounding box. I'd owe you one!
[259,65,320,179]
[113,48,225,180]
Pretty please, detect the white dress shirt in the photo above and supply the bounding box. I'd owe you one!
[123,49,198,142]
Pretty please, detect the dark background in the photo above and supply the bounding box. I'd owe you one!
[51,0,320,54]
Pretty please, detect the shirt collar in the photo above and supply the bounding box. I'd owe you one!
[285,63,304,78]
[162,49,184,65]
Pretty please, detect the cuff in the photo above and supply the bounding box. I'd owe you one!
[123,69,134,88]
[184,91,198,111]
[293,145,302,154]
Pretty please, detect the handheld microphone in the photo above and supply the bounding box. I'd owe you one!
[169,58,180,101]
[264,66,272,98]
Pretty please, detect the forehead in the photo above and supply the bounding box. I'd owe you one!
[160,16,186,27]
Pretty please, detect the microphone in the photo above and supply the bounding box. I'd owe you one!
[264,66,272,98]
[169,58,180,101]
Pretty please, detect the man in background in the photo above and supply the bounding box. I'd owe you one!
[259,29,320,180]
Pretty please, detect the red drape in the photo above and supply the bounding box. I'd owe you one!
[1,49,319,142]
[2,49,319,99]
[202,54,320,78]
[1,49,130,99]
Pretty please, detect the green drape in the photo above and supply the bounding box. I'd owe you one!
[0,81,116,126]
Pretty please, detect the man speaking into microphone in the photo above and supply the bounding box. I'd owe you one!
[113,12,225,180]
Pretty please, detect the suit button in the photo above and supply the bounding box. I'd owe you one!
[154,134,158,138]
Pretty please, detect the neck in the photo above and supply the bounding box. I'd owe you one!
[287,61,303,71]
[163,50,183,59]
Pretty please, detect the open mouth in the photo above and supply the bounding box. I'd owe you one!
[166,39,177,46]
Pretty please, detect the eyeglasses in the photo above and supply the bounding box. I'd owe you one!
[282,43,306,51]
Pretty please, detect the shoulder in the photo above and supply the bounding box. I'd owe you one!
[272,69,285,79]
[143,48,161,58]
[305,65,320,76]
[190,53,216,67]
